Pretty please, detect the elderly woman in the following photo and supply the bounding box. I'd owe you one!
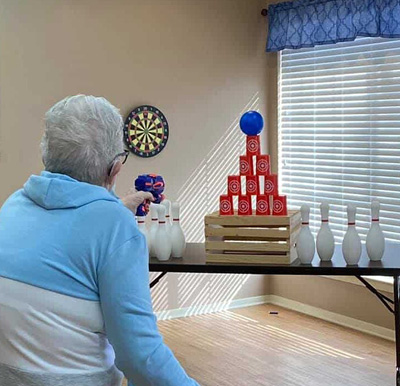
[0,95,198,386]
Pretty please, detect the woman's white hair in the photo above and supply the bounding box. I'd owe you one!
[41,95,124,186]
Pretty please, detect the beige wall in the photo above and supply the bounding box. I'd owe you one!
[0,0,270,311]
[0,0,269,202]
[271,276,394,330]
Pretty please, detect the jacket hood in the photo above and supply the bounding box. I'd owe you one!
[23,171,119,210]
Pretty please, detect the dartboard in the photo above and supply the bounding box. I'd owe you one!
[123,105,169,158]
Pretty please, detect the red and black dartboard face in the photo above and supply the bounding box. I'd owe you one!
[124,105,169,158]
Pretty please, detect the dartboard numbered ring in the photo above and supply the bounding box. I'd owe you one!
[124,105,169,158]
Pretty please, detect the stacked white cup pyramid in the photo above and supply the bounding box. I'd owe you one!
[136,199,186,261]
[296,201,385,265]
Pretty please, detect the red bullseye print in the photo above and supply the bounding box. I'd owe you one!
[256,155,270,175]
[246,135,261,156]
[239,155,254,176]
[272,195,287,216]
[265,174,278,195]
[246,175,259,196]
[220,195,234,216]
[227,175,241,196]
[256,195,270,215]
[238,195,252,215]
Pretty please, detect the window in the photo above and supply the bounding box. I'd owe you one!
[279,37,400,243]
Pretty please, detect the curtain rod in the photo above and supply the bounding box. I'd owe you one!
[261,9,268,16]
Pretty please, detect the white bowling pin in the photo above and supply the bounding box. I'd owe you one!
[316,202,335,261]
[136,216,150,252]
[154,205,172,261]
[366,200,385,261]
[342,204,362,265]
[148,204,159,257]
[161,199,172,235]
[170,202,186,258]
[296,204,315,264]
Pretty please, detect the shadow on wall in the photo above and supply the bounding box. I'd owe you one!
[177,91,259,242]
[151,92,261,318]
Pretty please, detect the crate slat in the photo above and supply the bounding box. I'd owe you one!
[205,227,290,239]
[290,211,302,228]
[290,224,302,246]
[222,236,286,242]
[205,212,295,227]
[206,253,292,265]
[206,241,290,252]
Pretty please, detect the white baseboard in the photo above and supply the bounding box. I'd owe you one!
[156,294,395,342]
[268,295,394,342]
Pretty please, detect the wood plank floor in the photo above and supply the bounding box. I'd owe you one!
[154,304,395,386]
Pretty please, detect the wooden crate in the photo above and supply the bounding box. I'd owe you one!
[205,210,301,265]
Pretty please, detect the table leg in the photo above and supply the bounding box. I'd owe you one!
[150,271,168,288]
[394,275,400,386]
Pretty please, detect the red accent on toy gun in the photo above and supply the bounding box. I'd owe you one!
[134,174,165,216]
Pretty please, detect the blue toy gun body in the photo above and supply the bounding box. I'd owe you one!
[134,174,165,216]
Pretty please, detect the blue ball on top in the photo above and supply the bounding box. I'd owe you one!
[239,111,264,136]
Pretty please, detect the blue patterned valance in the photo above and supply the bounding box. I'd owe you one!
[266,0,400,52]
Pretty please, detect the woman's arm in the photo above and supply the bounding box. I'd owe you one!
[98,233,199,386]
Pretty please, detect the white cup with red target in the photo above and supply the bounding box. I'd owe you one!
[238,195,252,215]
[227,175,241,196]
[220,195,234,216]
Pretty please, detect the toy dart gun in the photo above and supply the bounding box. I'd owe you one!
[134,174,165,216]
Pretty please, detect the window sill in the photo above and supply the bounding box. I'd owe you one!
[322,276,393,294]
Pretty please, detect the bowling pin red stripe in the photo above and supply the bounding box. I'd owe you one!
[348,222,355,226]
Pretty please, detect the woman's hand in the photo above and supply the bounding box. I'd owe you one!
[121,189,154,215]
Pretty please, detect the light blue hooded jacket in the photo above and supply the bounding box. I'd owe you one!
[0,171,198,386]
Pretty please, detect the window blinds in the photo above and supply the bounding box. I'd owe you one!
[279,37,400,243]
